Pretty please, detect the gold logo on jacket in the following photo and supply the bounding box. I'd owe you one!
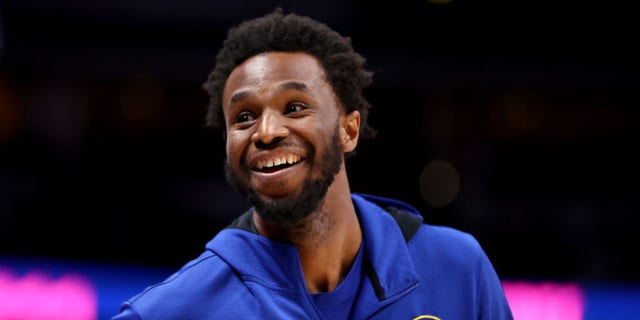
[413,316,442,320]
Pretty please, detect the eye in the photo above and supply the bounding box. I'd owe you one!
[236,111,255,123]
[284,103,305,114]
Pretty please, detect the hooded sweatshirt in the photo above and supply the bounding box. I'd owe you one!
[113,193,513,319]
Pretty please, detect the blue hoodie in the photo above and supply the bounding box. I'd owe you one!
[113,193,513,319]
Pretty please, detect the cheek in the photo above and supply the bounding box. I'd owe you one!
[226,144,238,161]
[225,132,249,165]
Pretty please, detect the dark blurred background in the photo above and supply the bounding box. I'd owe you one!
[0,0,638,283]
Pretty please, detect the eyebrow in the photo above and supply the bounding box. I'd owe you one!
[228,81,309,105]
[229,90,252,105]
[275,81,308,93]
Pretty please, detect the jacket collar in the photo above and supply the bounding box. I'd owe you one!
[351,193,421,302]
[206,193,421,302]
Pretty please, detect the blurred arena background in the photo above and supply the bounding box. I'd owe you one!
[0,0,638,319]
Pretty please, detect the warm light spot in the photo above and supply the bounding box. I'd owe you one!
[419,159,460,208]
[0,76,22,144]
[119,73,165,125]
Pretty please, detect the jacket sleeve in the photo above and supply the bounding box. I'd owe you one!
[476,249,514,320]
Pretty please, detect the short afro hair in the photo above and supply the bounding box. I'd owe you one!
[202,8,377,140]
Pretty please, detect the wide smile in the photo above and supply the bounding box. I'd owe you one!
[253,153,302,173]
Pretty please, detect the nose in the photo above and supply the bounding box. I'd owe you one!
[251,110,289,145]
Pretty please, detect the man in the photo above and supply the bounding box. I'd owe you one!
[113,8,513,319]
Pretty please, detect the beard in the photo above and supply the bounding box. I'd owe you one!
[224,126,343,227]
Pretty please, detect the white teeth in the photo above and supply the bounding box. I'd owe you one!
[256,154,300,170]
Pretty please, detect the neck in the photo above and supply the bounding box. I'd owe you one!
[254,171,362,293]
[295,199,361,293]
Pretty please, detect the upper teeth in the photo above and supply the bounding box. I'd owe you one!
[256,154,300,170]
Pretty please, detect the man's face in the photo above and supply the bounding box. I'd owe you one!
[221,52,345,226]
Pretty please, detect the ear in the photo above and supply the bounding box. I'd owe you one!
[340,110,360,153]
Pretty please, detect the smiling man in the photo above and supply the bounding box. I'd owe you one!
[112,8,513,320]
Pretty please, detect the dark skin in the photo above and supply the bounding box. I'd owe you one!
[222,52,362,293]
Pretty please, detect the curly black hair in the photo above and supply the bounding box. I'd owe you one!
[202,8,377,140]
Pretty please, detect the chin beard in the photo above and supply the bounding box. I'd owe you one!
[224,128,343,226]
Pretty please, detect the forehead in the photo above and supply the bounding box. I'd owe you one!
[223,52,328,95]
